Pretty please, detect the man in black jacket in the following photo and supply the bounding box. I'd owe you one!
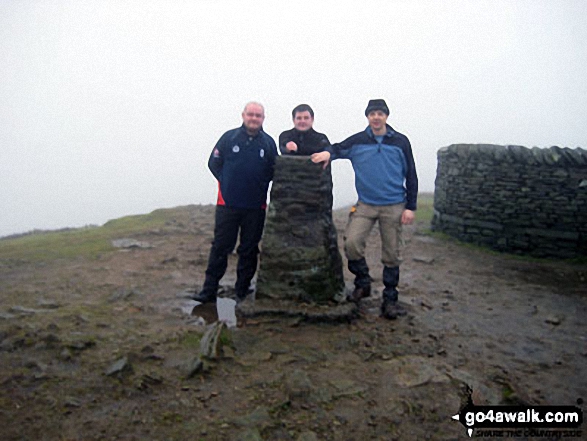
[279,104,330,155]
[191,102,278,304]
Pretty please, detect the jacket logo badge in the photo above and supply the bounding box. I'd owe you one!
[232,145,240,153]
[213,148,220,158]
[260,149,265,158]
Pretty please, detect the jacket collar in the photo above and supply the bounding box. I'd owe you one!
[240,124,264,137]
[366,124,394,139]
[296,127,316,134]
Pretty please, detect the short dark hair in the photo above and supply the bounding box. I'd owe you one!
[292,104,314,119]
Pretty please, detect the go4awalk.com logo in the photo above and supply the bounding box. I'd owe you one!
[451,395,583,438]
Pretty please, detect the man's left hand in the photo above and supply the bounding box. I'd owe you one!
[401,209,415,225]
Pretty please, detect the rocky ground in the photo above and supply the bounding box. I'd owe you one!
[0,204,585,440]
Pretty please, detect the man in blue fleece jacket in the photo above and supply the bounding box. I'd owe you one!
[311,99,418,319]
[191,102,278,304]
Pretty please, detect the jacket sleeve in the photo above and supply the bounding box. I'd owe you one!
[208,133,227,181]
[402,137,418,211]
[278,130,295,155]
[326,133,360,160]
[267,137,278,181]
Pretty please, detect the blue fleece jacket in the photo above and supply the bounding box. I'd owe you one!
[208,125,278,209]
[327,125,418,210]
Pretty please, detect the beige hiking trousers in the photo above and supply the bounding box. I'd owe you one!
[344,201,405,267]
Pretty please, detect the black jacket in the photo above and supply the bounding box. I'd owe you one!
[278,128,330,155]
[208,125,278,209]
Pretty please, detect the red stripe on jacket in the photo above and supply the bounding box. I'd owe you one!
[216,182,267,210]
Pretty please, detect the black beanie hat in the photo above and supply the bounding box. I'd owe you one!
[365,99,390,116]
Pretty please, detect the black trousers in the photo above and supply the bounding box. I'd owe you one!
[203,205,266,293]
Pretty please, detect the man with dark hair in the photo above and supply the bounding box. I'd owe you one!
[191,102,278,304]
[311,99,418,319]
[279,104,330,155]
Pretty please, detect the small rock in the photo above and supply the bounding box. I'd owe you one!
[200,321,226,359]
[420,300,433,310]
[64,397,82,408]
[140,345,154,354]
[59,348,73,361]
[37,299,61,309]
[9,306,47,315]
[329,379,367,398]
[185,356,205,378]
[545,315,564,326]
[233,406,272,429]
[108,287,140,303]
[222,346,236,359]
[234,428,263,441]
[285,369,314,399]
[297,431,319,441]
[105,356,132,376]
[136,373,163,390]
[413,255,435,264]
[111,239,153,249]
[66,337,96,351]
[142,373,163,385]
[40,333,60,348]
[385,355,449,387]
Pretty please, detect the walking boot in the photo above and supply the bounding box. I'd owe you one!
[235,286,254,303]
[381,266,407,319]
[348,284,371,303]
[381,298,407,319]
[190,288,217,304]
[190,278,218,303]
[346,258,372,303]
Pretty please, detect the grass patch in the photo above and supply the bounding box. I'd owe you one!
[416,192,434,224]
[219,327,233,348]
[179,331,202,349]
[0,208,173,262]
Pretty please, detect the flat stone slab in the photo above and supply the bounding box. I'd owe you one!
[236,299,358,323]
[111,238,153,249]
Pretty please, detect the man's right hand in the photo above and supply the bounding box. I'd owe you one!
[311,151,331,169]
[285,141,298,152]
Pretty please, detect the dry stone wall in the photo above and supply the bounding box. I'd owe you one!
[432,144,587,258]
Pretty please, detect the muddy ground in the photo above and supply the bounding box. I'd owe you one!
[0,204,585,440]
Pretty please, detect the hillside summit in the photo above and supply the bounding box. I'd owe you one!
[0,202,585,440]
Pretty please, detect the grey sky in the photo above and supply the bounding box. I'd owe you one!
[1,0,586,237]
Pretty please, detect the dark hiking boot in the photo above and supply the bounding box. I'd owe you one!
[347,258,372,303]
[189,288,217,304]
[381,298,407,320]
[235,286,254,303]
[235,290,248,304]
[347,284,371,303]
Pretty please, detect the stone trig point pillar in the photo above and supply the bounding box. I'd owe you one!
[238,156,356,321]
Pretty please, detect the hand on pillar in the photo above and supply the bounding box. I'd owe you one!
[311,151,331,169]
[285,141,298,152]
